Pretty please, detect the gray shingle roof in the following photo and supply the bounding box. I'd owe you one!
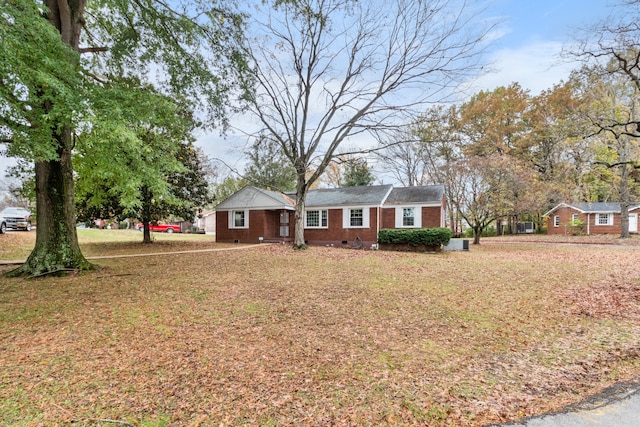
[574,202,640,212]
[545,202,640,216]
[384,184,444,205]
[572,202,624,213]
[302,185,394,207]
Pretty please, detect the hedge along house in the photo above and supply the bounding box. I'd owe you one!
[215,184,447,248]
[544,202,640,235]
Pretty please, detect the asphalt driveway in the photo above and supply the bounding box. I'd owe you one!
[488,379,640,426]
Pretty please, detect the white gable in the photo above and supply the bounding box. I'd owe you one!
[216,186,294,211]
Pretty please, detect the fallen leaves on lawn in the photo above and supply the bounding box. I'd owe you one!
[1,241,640,426]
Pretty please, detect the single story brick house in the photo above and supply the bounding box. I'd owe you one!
[544,202,639,235]
[215,184,447,248]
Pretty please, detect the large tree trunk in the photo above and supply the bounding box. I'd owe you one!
[10,131,92,276]
[8,0,91,276]
[619,163,630,239]
[293,197,306,249]
[141,187,153,244]
[472,226,482,245]
[293,173,308,249]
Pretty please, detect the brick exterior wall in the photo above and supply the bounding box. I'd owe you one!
[380,208,394,229]
[547,206,621,235]
[218,202,446,246]
[380,206,443,229]
[217,210,294,243]
[304,207,379,248]
[421,206,444,228]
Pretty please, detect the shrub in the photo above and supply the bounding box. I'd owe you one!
[378,227,453,247]
[567,218,586,236]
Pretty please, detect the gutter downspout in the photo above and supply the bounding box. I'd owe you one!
[376,205,380,249]
[587,213,591,235]
[377,186,394,250]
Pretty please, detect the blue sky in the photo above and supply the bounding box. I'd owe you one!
[493,0,609,46]
[472,0,615,94]
[0,0,622,195]
[200,0,620,179]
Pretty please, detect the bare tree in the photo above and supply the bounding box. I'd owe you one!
[458,156,534,244]
[413,104,467,234]
[585,71,640,238]
[376,127,429,187]
[567,2,640,238]
[246,0,493,248]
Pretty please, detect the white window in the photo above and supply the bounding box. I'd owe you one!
[229,210,249,229]
[343,207,370,228]
[554,215,560,227]
[395,206,422,228]
[305,209,328,228]
[597,213,613,226]
[403,208,415,226]
[572,214,579,222]
[350,209,363,226]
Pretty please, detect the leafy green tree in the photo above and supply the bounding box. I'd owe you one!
[244,136,296,192]
[135,143,213,243]
[0,0,247,276]
[162,144,214,225]
[75,81,188,217]
[76,142,213,243]
[341,157,375,187]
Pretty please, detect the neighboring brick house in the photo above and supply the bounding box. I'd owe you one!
[215,184,446,248]
[544,202,640,235]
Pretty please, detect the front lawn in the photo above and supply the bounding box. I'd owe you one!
[1,233,639,426]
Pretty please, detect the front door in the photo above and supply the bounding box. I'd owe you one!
[279,211,290,237]
[629,213,638,233]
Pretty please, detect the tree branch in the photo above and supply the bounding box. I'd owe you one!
[593,160,640,169]
[78,46,108,54]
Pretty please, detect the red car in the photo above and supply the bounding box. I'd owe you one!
[136,223,181,233]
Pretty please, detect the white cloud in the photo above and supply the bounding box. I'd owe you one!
[468,40,577,95]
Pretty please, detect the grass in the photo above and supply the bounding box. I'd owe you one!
[0,229,233,261]
[0,232,639,425]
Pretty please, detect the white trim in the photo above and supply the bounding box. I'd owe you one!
[228,209,249,229]
[595,213,614,226]
[629,213,638,233]
[308,203,378,211]
[553,215,560,227]
[304,209,328,229]
[343,207,370,228]
[394,206,422,228]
